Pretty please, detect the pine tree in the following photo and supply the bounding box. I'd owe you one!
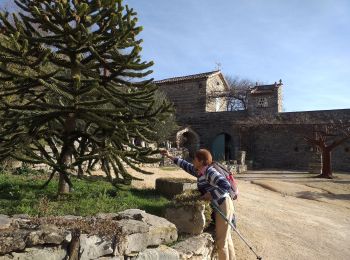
[0,0,172,194]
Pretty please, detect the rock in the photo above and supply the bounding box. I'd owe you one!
[155,178,197,199]
[79,234,114,260]
[131,245,179,260]
[165,204,206,235]
[61,215,83,221]
[11,214,30,220]
[96,213,119,219]
[116,219,149,235]
[172,233,215,260]
[0,215,11,230]
[115,232,150,256]
[114,209,178,256]
[26,224,67,246]
[2,245,67,260]
[5,159,22,169]
[0,230,27,255]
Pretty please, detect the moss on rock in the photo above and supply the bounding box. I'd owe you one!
[170,190,212,229]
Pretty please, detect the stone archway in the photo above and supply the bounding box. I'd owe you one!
[176,127,200,160]
[211,133,234,162]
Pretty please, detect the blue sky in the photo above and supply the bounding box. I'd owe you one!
[123,0,350,112]
[1,0,349,112]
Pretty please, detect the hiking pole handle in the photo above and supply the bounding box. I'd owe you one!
[211,203,263,260]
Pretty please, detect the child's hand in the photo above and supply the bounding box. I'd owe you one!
[160,150,175,161]
[160,150,169,157]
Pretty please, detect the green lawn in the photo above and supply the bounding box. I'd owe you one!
[0,171,170,217]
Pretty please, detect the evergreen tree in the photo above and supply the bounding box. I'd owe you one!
[0,0,171,193]
[149,90,179,145]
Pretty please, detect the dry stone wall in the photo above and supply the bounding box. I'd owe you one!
[0,210,216,260]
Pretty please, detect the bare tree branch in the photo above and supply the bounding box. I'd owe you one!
[207,75,261,111]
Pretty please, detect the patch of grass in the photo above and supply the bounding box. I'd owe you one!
[0,171,170,217]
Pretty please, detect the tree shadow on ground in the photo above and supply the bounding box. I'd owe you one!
[128,188,170,216]
[295,191,350,201]
[333,180,350,184]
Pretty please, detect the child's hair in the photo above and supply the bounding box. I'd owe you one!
[195,149,213,166]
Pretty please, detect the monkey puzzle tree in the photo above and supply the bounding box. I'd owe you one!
[0,0,171,194]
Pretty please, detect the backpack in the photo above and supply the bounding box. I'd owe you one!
[210,162,239,200]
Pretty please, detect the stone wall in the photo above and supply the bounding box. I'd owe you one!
[157,79,208,117]
[156,71,350,172]
[0,210,216,260]
[175,109,350,171]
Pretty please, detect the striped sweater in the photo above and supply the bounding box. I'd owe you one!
[174,158,231,205]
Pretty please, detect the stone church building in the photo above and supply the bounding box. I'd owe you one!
[155,70,350,171]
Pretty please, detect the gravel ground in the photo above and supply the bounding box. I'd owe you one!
[127,167,350,260]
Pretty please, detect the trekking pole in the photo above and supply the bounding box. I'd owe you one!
[211,202,263,260]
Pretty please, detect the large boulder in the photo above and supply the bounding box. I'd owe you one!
[113,209,178,256]
[155,178,196,199]
[172,233,216,260]
[165,204,206,235]
[0,230,27,255]
[79,234,114,260]
[164,190,212,235]
[26,224,68,246]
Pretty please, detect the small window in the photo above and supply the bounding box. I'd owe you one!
[294,147,299,152]
[345,147,350,153]
[257,97,268,108]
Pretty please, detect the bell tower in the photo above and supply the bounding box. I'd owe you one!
[247,80,283,115]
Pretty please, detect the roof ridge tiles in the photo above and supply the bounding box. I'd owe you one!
[154,70,220,84]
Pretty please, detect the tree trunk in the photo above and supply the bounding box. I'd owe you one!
[58,58,80,194]
[58,114,76,194]
[319,148,332,178]
[58,172,70,194]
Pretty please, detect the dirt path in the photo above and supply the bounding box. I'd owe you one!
[127,168,350,260]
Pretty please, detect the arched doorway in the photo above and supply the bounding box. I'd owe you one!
[176,127,200,160]
[211,133,234,161]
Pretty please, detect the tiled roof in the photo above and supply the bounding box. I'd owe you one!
[250,82,282,94]
[154,70,221,84]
